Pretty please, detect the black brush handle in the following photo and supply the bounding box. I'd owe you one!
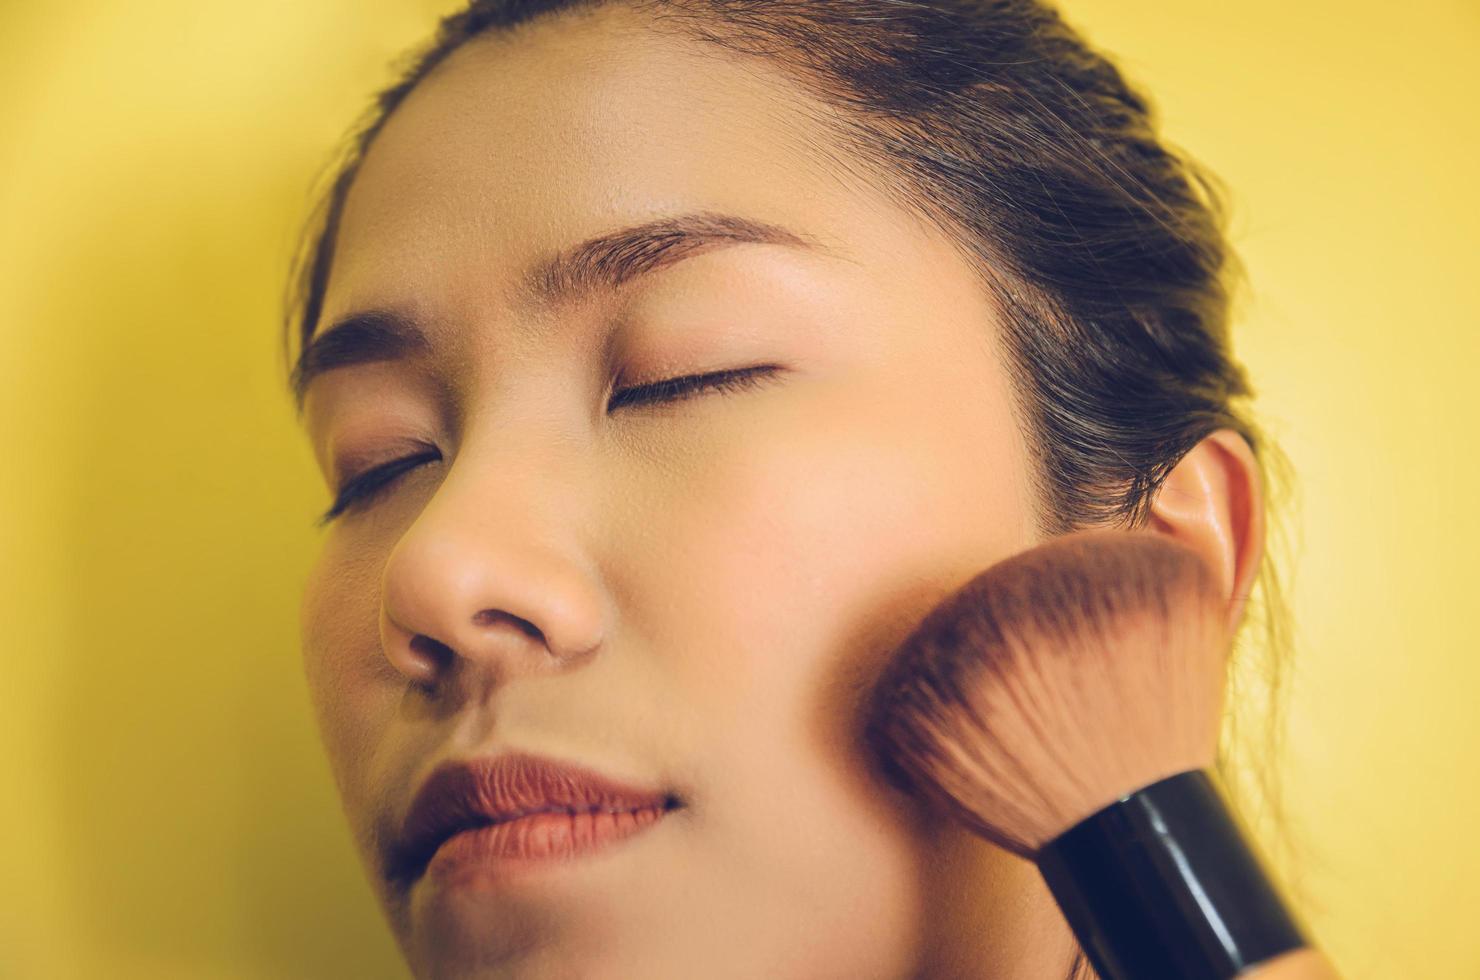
[1037,769,1307,980]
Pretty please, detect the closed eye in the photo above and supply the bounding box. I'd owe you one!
[605,364,783,412]
[317,448,442,527]
[316,365,784,527]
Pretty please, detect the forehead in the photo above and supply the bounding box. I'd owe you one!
[325,5,878,331]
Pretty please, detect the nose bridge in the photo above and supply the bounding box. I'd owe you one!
[378,416,608,688]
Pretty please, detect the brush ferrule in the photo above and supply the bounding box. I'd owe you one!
[1037,769,1306,980]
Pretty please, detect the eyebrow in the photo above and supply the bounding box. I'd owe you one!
[290,211,843,413]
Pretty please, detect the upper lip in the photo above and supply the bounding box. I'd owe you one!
[387,751,680,885]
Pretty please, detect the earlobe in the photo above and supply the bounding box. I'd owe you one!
[1145,428,1266,634]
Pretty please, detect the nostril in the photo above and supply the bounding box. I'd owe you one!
[471,608,544,641]
[408,634,456,669]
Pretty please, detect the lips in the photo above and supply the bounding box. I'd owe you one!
[387,751,681,886]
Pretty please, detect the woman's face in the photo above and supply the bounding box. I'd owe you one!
[299,7,1068,978]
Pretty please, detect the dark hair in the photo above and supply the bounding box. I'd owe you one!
[283,2,1299,976]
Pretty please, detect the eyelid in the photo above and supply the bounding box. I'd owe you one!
[316,365,784,526]
[317,447,442,527]
[607,364,783,411]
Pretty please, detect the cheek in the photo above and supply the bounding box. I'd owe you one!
[623,375,1033,894]
[299,537,398,805]
[652,376,1034,741]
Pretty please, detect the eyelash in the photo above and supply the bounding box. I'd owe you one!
[316,365,782,526]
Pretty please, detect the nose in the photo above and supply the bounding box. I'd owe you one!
[378,444,610,690]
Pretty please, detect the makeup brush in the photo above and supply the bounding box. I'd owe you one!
[864,528,1338,979]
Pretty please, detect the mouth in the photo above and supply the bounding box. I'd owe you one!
[388,751,683,888]
[425,804,675,882]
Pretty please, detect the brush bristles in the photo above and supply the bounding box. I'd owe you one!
[864,529,1231,857]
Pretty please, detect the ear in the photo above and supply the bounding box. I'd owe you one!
[1146,428,1266,634]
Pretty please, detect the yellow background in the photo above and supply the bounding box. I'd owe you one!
[3,2,1475,976]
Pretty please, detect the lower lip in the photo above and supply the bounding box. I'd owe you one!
[426,805,671,884]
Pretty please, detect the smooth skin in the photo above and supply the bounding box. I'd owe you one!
[298,6,1265,978]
